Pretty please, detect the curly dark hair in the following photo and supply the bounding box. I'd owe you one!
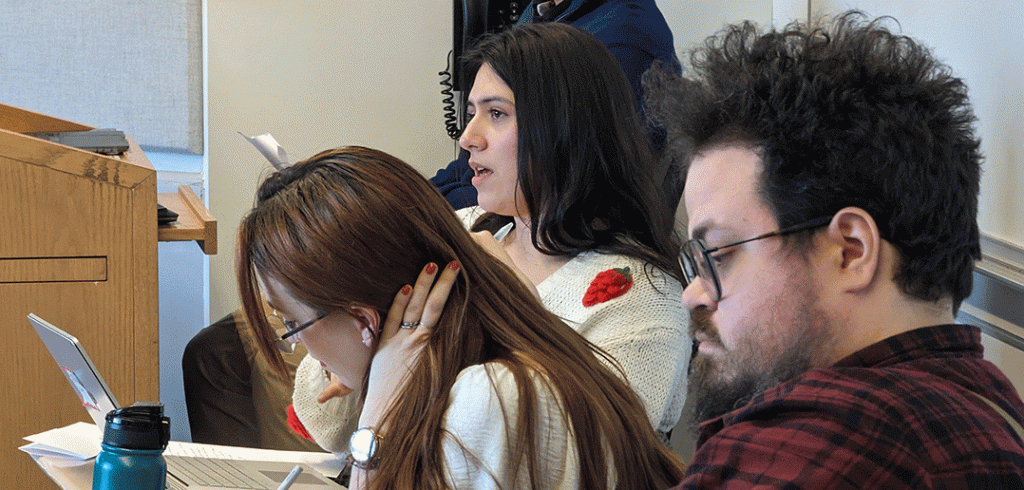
[644,11,983,310]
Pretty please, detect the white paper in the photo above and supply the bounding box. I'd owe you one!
[240,132,290,170]
[20,422,101,460]
[22,422,347,479]
[165,441,346,477]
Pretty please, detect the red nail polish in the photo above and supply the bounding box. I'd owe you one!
[401,285,412,295]
[425,263,438,274]
[449,260,460,271]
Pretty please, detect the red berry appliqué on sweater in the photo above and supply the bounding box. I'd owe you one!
[582,267,633,306]
[287,404,315,442]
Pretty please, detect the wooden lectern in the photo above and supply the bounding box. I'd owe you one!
[0,103,214,489]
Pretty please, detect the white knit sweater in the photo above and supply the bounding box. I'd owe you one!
[535,250,690,437]
[458,207,690,438]
[291,355,359,454]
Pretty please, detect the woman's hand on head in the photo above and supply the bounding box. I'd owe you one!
[358,261,460,428]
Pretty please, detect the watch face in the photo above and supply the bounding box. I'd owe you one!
[350,428,379,463]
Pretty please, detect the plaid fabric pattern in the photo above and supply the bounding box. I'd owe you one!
[675,325,1024,489]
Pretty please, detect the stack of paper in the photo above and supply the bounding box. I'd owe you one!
[21,422,102,461]
[22,422,347,489]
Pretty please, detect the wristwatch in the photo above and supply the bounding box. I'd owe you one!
[348,427,382,470]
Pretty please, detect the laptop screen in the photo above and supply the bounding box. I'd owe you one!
[28,313,120,428]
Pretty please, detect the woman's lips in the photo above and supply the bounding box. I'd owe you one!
[471,162,492,186]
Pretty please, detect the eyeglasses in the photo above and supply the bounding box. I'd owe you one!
[280,312,328,341]
[679,216,832,302]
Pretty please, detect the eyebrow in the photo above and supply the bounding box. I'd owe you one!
[690,220,715,242]
[467,96,513,108]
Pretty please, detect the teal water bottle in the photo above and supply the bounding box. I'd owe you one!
[92,402,170,490]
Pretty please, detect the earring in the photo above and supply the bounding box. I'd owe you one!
[361,327,374,347]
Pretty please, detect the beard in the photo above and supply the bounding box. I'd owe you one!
[687,283,835,426]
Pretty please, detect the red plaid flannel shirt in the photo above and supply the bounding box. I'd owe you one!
[674,325,1024,489]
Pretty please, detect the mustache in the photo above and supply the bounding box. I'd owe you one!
[690,308,718,342]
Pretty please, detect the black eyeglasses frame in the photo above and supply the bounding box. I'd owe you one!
[679,215,833,302]
[279,312,328,341]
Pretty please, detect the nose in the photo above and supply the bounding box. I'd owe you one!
[682,276,717,312]
[458,113,484,152]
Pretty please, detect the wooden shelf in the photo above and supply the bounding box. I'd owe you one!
[158,184,217,254]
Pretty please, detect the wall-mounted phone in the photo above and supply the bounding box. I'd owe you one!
[441,0,523,139]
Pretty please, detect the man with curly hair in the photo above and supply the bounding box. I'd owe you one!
[645,11,1024,488]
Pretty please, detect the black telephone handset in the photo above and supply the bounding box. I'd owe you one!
[441,0,523,139]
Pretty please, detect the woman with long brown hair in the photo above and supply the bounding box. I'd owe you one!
[237,146,685,489]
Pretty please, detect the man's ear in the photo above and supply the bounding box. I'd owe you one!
[349,306,381,347]
[825,207,882,293]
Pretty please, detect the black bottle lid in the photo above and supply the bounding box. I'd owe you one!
[102,402,170,450]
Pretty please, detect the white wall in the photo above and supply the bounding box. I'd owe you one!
[158,237,205,441]
[205,0,781,322]
[207,1,457,322]
[806,0,1024,250]
[659,0,772,53]
[150,153,206,442]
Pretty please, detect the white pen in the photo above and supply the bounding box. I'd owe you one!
[277,465,303,490]
[493,222,514,241]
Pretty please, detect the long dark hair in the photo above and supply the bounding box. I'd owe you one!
[237,146,686,489]
[463,23,682,282]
